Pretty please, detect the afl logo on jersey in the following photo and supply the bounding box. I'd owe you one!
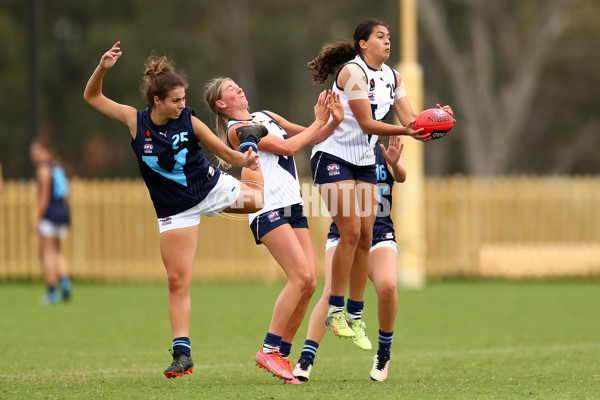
[368,78,376,101]
[268,211,280,223]
[327,163,340,176]
[144,144,153,153]
[159,217,172,227]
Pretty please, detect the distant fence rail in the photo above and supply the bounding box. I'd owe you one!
[424,176,600,278]
[1,176,600,282]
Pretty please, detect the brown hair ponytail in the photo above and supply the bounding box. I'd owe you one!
[141,56,188,108]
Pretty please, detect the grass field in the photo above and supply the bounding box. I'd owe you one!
[1,280,599,399]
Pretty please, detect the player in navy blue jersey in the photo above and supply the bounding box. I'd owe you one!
[30,139,73,305]
[84,42,264,379]
[205,77,343,383]
[308,19,452,348]
[294,135,406,382]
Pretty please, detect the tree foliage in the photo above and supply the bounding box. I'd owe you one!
[0,0,598,178]
[420,0,600,175]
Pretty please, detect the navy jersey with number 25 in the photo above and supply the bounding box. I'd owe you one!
[131,107,220,218]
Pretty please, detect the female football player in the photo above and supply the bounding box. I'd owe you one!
[84,42,264,379]
[205,77,343,383]
[295,135,405,382]
[307,19,431,348]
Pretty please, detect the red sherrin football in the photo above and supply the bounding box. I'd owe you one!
[413,108,455,139]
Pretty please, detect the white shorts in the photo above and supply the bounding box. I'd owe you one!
[157,173,241,234]
[38,219,69,238]
[325,238,397,254]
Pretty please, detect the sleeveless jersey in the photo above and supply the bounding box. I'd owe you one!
[312,55,397,166]
[227,111,303,224]
[132,106,220,218]
[43,160,70,225]
[328,145,396,242]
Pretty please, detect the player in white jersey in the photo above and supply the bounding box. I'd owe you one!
[311,52,398,166]
[229,111,304,226]
[295,135,407,382]
[308,19,452,348]
[205,77,343,383]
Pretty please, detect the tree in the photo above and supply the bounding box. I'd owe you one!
[418,0,576,175]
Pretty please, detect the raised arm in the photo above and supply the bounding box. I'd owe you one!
[83,41,138,137]
[391,75,419,130]
[256,91,340,156]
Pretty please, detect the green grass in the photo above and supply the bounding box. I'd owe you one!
[1,280,599,399]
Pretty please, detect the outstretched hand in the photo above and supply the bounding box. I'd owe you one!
[100,41,123,70]
[243,147,261,171]
[380,135,404,165]
[314,90,330,125]
[328,91,344,124]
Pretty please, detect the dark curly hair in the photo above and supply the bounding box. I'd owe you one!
[308,19,390,83]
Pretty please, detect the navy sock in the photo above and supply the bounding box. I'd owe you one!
[173,336,191,357]
[346,299,364,320]
[328,294,345,314]
[262,332,282,354]
[59,277,72,300]
[59,277,71,291]
[47,285,58,301]
[239,136,257,153]
[300,340,319,363]
[377,330,394,358]
[279,341,292,359]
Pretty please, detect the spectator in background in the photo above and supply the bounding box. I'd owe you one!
[30,139,72,304]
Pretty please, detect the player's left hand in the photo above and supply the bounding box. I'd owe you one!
[406,119,431,142]
[381,135,404,165]
[243,147,260,171]
[437,103,454,117]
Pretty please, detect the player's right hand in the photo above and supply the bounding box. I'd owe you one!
[314,90,329,125]
[100,41,122,70]
[406,120,431,142]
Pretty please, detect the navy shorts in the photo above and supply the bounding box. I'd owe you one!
[249,203,309,245]
[311,151,377,185]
